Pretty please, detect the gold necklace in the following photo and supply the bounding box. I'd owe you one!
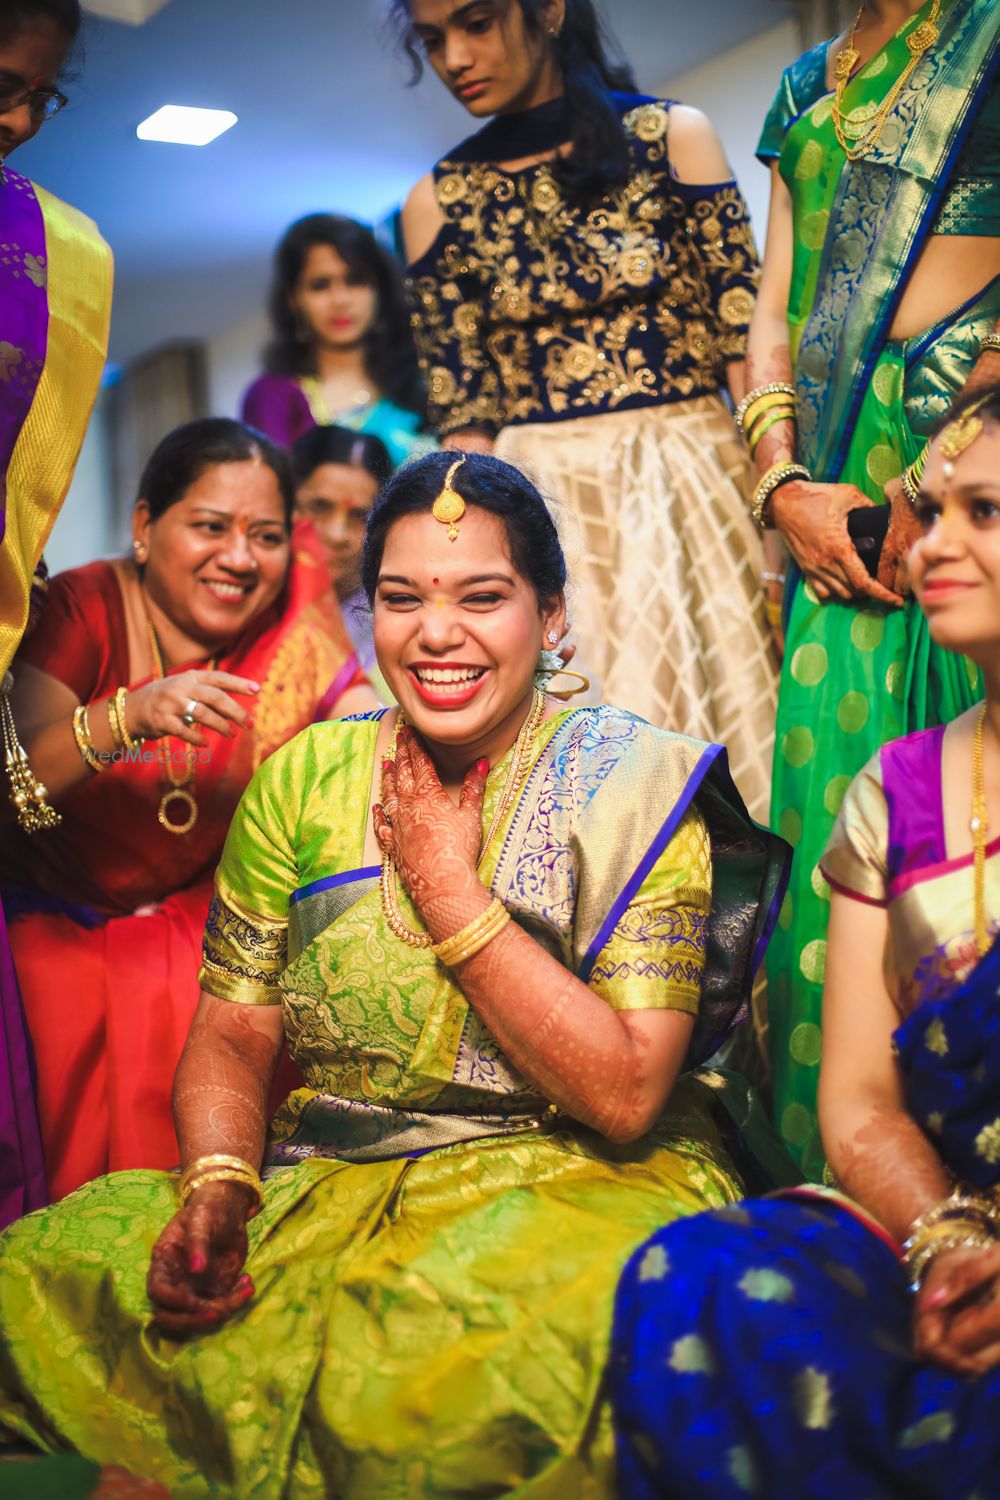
[972,703,990,958]
[833,0,941,161]
[379,689,547,949]
[143,608,201,837]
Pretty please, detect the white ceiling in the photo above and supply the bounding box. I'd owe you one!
[19,0,793,363]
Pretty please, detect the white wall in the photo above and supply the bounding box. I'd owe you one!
[657,21,800,244]
[44,388,118,574]
[207,308,270,421]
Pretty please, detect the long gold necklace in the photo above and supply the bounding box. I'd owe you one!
[379,689,547,949]
[143,611,202,837]
[833,0,941,161]
[972,703,990,958]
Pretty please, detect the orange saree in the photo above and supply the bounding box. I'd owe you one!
[2,524,364,1199]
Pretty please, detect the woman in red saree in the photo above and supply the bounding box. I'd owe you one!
[0,418,375,1202]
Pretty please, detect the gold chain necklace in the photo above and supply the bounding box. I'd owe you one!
[379,689,547,949]
[143,607,202,837]
[833,0,941,161]
[972,703,990,958]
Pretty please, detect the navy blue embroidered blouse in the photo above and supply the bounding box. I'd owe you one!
[406,99,760,439]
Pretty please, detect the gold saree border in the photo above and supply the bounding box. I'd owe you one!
[0,184,113,675]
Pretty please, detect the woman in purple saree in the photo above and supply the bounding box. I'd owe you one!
[612,386,1000,1498]
[0,0,112,1232]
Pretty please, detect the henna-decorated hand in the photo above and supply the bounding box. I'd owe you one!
[771,480,903,606]
[127,670,259,749]
[914,1243,1000,1376]
[372,727,490,934]
[147,1181,255,1337]
[877,480,922,597]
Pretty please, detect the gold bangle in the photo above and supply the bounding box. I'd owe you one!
[900,463,921,507]
[107,694,125,750]
[180,1153,262,1216]
[72,704,105,774]
[734,382,797,434]
[115,686,143,754]
[180,1152,260,1186]
[979,332,1000,356]
[751,462,812,529]
[432,897,511,967]
[746,407,797,456]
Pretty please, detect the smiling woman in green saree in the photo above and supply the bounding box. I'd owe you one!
[0,452,787,1499]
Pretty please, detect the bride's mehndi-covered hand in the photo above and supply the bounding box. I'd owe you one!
[147,1180,255,1336]
[372,727,491,938]
[915,1243,1000,1376]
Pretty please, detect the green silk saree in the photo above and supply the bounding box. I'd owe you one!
[760,0,1000,1175]
[0,707,788,1498]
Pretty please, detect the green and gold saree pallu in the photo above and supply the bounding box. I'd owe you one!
[250,707,789,1165]
[760,0,1000,1175]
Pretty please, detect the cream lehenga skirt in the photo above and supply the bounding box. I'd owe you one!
[496,395,778,823]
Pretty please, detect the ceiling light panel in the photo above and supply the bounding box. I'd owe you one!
[136,106,238,146]
[82,0,173,22]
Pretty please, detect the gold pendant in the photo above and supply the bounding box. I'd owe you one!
[158,787,198,836]
[834,46,859,81]
[908,20,939,55]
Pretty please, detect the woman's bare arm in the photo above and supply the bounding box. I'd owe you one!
[818,891,949,1241]
[171,993,284,1171]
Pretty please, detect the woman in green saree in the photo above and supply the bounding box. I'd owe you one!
[0,452,787,1499]
[749,0,1000,1176]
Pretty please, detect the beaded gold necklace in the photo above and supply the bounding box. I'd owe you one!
[379,688,547,949]
[833,0,942,161]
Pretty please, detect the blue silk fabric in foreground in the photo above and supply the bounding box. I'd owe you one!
[611,937,1000,1499]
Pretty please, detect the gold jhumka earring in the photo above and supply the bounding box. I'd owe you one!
[433,458,467,542]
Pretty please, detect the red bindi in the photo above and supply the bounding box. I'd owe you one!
[433,577,440,585]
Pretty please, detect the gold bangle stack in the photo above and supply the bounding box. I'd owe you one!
[432,897,511,968]
[900,446,928,508]
[72,704,106,774]
[751,461,812,529]
[735,383,798,460]
[979,332,1000,356]
[180,1153,262,1217]
[107,694,125,750]
[1,671,61,833]
[902,1189,999,1290]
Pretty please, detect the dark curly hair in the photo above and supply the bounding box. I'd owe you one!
[388,0,637,201]
[138,418,296,528]
[291,425,393,487]
[361,450,567,607]
[263,214,428,424]
[0,0,81,42]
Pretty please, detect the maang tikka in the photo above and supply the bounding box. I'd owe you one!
[432,458,467,542]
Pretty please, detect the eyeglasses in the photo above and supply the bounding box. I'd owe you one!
[0,83,68,123]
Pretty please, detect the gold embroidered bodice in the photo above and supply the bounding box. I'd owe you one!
[406,100,759,438]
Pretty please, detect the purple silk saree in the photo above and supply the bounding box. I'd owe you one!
[0,167,51,1226]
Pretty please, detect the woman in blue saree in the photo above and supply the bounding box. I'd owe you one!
[612,386,1000,1498]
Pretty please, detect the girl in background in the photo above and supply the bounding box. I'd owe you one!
[242,214,431,467]
[395,0,778,821]
[291,424,392,693]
